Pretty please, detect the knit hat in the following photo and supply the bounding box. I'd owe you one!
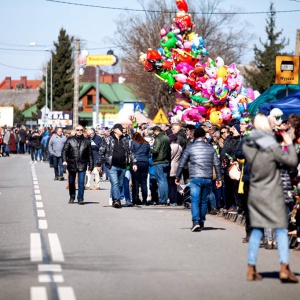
[194,127,206,139]
[168,133,178,142]
[233,124,241,134]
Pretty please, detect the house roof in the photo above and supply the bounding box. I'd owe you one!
[22,104,38,118]
[0,90,39,110]
[79,82,139,104]
[0,79,42,90]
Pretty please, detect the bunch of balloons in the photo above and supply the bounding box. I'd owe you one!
[139,0,255,126]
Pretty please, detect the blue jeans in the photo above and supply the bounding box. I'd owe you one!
[109,166,126,202]
[69,170,86,201]
[248,228,289,265]
[52,156,64,177]
[34,148,42,161]
[154,163,169,204]
[190,177,213,224]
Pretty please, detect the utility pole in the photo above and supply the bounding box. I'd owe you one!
[73,39,80,127]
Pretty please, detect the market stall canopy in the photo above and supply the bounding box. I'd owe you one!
[258,90,300,116]
[134,111,152,125]
[248,83,300,116]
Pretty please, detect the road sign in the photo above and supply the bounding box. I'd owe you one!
[153,108,169,124]
[86,55,117,66]
[275,56,299,85]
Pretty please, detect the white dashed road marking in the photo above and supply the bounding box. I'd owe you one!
[57,287,77,300]
[37,210,46,217]
[48,233,65,262]
[38,220,48,229]
[30,233,43,262]
[31,287,48,300]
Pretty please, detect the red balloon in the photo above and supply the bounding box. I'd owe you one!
[175,0,188,12]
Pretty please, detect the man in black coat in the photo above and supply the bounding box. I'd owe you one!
[62,125,93,205]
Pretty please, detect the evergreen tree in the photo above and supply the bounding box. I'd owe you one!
[36,28,74,111]
[244,2,289,93]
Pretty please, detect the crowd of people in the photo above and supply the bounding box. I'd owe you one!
[2,110,300,282]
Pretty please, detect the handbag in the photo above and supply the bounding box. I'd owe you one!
[228,162,241,181]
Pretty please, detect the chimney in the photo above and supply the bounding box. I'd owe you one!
[5,77,11,90]
[20,76,27,89]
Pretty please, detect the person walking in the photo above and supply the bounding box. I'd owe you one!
[49,127,67,180]
[85,128,102,190]
[242,113,299,283]
[151,126,171,205]
[30,129,42,162]
[175,127,222,232]
[130,132,151,206]
[168,134,182,206]
[97,123,137,209]
[18,125,27,154]
[62,125,93,205]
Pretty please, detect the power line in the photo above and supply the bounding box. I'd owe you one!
[0,62,42,71]
[46,0,300,15]
[0,48,45,52]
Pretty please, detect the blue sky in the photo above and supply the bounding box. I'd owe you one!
[1,0,299,80]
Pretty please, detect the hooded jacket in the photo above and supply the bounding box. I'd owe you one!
[242,129,298,228]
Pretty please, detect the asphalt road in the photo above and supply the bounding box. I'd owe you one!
[1,154,300,300]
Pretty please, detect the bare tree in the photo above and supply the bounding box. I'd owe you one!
[111,0,251,118]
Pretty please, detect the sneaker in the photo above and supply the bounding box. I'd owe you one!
[242,236,250,243]
[265,241,273,250]
[113,201,121,208]
[109,198,113,206]
[59,176,65,181]
[126,201,133,207]
[228,207,239,214]
[209,208,218,215]
[68,198,75,204]
[91,186,100,190]
[54,176,59,180]
[78,200,84,205]
[191,223,201,232]
[34,161,37,164]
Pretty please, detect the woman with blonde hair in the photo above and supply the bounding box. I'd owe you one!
[242,113,299,283]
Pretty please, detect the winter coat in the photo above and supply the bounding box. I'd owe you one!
[131,141,151,164]
[176,138,222,180]
[97,132,136,169]
[220,135,241,166]
[151,132,171,165]
[62,135,93,172]
[89,134,102,166]
[9,132,16,152]
[176,129,187,150]
[170,142,182,177]
[18,128,27,143]
[30,132,42,149]
[243,129,298,229]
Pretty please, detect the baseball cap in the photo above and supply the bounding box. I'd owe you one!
[203,121,212,128]
[113,123,125,131]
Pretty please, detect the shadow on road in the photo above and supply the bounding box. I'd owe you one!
[180,227,226,231]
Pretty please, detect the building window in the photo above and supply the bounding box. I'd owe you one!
[87,95,93,106]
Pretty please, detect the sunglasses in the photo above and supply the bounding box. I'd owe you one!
[76,129,83,131]
[221,131,226,134]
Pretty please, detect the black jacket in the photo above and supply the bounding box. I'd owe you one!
[62,135,93,172]
[97,132,136,169]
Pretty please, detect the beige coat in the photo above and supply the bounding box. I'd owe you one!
[170,143,182,177]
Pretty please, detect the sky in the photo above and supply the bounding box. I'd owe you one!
[1,0,300,81]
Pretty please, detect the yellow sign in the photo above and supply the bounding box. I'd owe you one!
[99,105,119,114]
[153,108,169,124]
[275,56,299,85]
[86,55,117,66]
